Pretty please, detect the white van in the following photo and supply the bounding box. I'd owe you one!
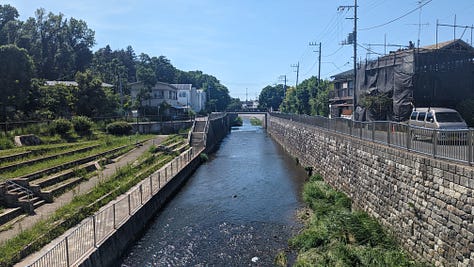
[409,108,468,129]
[409,107,468,142]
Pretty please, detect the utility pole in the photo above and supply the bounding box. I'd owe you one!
[279,75,287,93]
[338,0,358,117]
[291,62,300,88]
[437,18,474,45]
[309,42,322,87]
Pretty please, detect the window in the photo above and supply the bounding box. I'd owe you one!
[410,112,418,120]
[426,112,434,123]
[156,90,164,99]
[179,91,187,98]
[436,112,463,122]
[417,112,426,121]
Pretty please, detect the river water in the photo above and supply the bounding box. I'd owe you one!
[120,119,307,266]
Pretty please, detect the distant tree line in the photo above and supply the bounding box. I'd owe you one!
[0,4,233,122]
[258,76,332,116]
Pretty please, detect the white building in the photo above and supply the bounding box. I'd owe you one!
[171,84,207,112]
[129,81,179,109]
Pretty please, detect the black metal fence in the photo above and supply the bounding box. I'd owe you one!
[270,113,474,165]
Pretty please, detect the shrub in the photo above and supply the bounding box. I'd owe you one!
[0,137,14,149]
[72,116,93,135]
[106,121,132,135]
[51,118,72,136]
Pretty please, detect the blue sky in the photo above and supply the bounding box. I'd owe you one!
[4,0,474,99]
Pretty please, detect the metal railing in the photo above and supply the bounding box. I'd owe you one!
[270,113,474,165]
[5,180,34,202]
[29,147,197,267]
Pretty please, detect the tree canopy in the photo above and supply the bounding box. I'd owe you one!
[258,84,285,111]
[0,4,233,120]
[0,44,34,121]
[278,76,331,116]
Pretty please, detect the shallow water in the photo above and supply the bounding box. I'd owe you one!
[120,119,307,266]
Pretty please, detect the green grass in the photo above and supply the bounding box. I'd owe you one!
[250,117,262,126]
[0,137,177,266]
[290,174,428,267]
[0,135,153,180]
[0,142,98,167]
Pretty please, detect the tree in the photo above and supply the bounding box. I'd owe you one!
[0,44,34,121]
[18,8,95,80]
[0,4,19,45]
[38,83,76,119]
[258,84,285,111]
[226,97,242,111]
[75,70,114,117]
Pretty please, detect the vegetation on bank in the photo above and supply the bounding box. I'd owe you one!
[250,117,262,126]
[0,134,186,266]
[231,116,243,126]
[286,174,427,267]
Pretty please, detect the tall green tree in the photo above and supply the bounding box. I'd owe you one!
[259,84,285,111]
[19,8,95,80]
[0,44,34,121]
[0,4,19,45]
[75,70,111,117]
[280,76,331,116]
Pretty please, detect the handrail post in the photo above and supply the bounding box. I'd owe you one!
[65,236,70,266]
[468,130,473,165]
[150,176,153,196]
[113,203,116,229]
[387,122,391,145]
[140,184,143,204]
[93,215,97,247]
[433,130,438,158]
[407,126,411,150]
[371,122,375,141]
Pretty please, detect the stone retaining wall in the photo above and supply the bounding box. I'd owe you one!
[267,115,474,266]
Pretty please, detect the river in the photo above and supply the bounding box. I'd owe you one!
[120,118,307,266]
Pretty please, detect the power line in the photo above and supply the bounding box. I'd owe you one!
[360,0,432,31]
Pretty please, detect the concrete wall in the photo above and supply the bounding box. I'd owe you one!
[132,121,193,134]
[267,115,474,267]
[204,114,231,153]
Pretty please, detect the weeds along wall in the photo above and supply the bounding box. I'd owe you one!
[267,115,474,267]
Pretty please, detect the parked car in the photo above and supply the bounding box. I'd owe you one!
[409,107,468,142]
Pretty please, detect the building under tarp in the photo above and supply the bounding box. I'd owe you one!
[355,39,474,121]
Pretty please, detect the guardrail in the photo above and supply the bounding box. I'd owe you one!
[28,147,197,267]
[270,113,474,165]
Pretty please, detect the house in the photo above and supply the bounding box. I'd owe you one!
[171,84,207,112]
[241,100,259,111]
[129,81,179,112]
[329,70,354,119]
[330,39,474,121]
[45,81,114,88]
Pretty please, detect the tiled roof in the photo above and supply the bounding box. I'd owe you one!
[45,81,113,87]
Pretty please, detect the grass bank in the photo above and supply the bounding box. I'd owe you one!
[250,117,262,126]
[286,174,428,267]
[0,135,183,266]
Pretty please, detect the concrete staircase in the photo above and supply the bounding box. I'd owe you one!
[0,180,44,215]
[190,118,207,148]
